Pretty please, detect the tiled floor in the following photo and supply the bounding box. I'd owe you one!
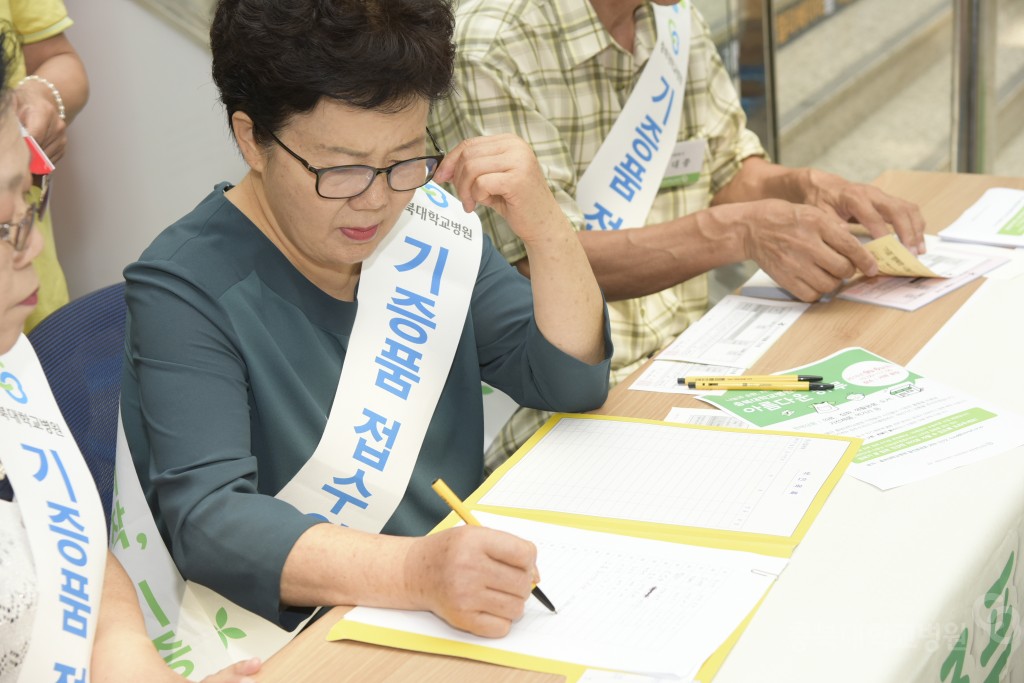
[775,0,1024,182]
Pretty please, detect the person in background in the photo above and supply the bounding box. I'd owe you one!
[117,0,609,669]
[0,29,258,683]
[430,0,926,470]
[2,0,88,331]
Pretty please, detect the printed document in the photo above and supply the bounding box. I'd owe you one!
[863,234,940,277]
[938,187,1024,248]
[837,244,1008,311]
[700,347,1024,490]
[628,359,739,395]
[738,234,939,302]
[665,407,750,429]
[341,512,786,678]
[922,234,1024,280]
[656,295,808,368]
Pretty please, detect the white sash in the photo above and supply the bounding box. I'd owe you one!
[576,2,691,230]
[111,184,482,678]
[0,335,107,683]
[275,184,481,529]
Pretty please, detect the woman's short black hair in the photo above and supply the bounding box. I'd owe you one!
[210,0,456,144]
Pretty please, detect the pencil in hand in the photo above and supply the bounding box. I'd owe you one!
[431,478,557,614]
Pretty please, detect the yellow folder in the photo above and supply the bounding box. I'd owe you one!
[329,413,861,682]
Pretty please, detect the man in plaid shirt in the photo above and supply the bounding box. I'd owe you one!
[430,0,925,470]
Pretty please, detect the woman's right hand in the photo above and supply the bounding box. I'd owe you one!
[405,525,538,638]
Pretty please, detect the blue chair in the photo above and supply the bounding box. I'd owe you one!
[27,281,127,524]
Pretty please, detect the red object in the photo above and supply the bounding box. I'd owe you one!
[23,133,54,175]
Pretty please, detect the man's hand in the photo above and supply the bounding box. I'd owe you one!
[732,198,879,302]
[405,525,537,638]
[803,169,927,254]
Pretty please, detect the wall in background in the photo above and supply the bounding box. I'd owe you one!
[54,0,246,298]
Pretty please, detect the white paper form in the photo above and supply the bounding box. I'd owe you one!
[837,244,1007,311]
[479,417,848,538]
[922,234,1024,280]
[344,513,786,678]
[665,407,749,429]
[656,295,809,368]
[700,347,1024,490]
[627,359,739,395]
[938,187,1024,248]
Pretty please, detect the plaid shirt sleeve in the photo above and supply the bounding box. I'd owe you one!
[686,9,767,197]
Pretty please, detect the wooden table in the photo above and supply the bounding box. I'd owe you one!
[260,171,1024,682]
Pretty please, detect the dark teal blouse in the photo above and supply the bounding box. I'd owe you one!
[120,184,611,626]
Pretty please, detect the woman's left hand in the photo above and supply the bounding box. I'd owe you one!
[432,134,567,245]
[434,134,606,365]
[15,80,68,161]
[195,657,262,683]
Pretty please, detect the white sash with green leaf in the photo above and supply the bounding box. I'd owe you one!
[0,335,107,683]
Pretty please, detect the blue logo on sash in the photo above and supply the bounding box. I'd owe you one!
[422,182,449,208]
[669,20,680,55]
[0,364,26,404]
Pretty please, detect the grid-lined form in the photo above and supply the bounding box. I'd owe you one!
[480,418,847,537]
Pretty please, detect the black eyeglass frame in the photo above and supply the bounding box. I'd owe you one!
[265,127,446,200]
[0,174,49,252]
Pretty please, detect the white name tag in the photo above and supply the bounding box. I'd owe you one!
[661,138,706,189]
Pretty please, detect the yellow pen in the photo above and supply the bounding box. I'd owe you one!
[688,380,835,391]
[678,374,823,385]
[431,478,557,613]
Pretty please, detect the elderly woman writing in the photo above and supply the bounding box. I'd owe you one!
[115,0,611,671]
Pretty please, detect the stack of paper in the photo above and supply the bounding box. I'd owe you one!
[629,295,808,394]
[938,188,1024,248]
[338,513,786,680]
[836,244,1007,311]
[330,415,860,681]
[699,347,1024,490]
[739,233,939,303]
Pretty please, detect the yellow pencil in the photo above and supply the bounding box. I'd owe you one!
[431,478,557,613]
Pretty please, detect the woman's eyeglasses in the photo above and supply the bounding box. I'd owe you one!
[266,128,446,200]
[0,174,48,252]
